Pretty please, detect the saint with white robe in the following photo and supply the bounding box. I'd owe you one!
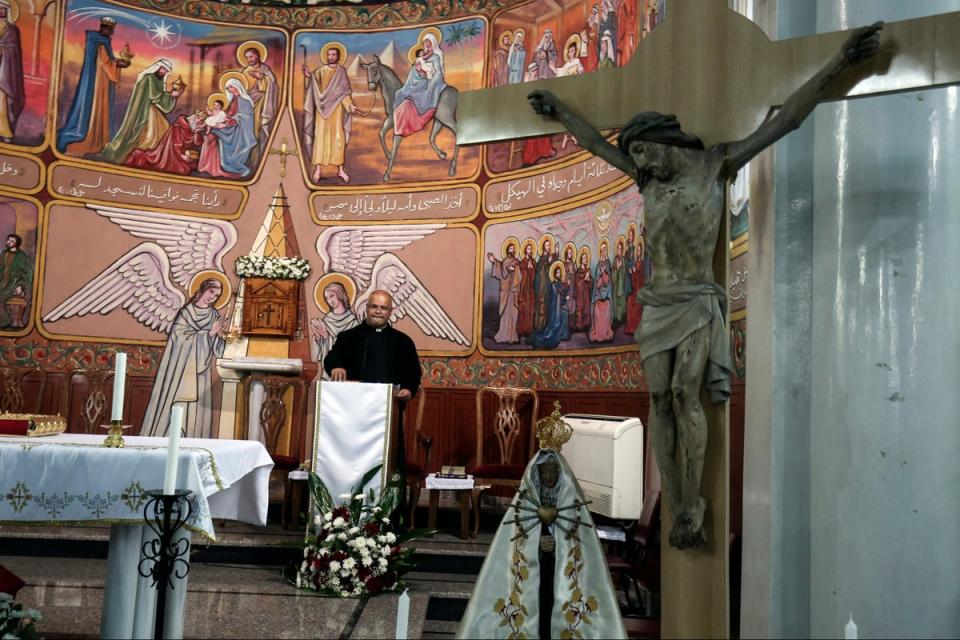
[310,282,359,375]
[140,279,227,439]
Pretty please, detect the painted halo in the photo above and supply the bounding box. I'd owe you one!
[577,245,592,265]
[550,260,566,282]
[314,273,356,314]
[206,92,228,110]
[627,221,639,243]
[598,238,610,257]
[236,40,268,66]
[616,233,627,253]
[513,27,525,42]
[219,71,250,94]
[499,30,513,46]
[320,41,347,65]
[501,235,520,258]
[564,33,582,62]
[520,237,536,258]
[538,232,556,255]
[562,241,577,261]
[2,0,18,23]
[189,270,232,309]
[408,26,443,64]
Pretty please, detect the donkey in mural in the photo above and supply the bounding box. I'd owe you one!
[358,55,460,182]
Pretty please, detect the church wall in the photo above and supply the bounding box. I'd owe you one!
[742,0,960,637]
[0,0,674,468]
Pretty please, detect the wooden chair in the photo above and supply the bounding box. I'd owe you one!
[66,368,115,433]
[606,490,661,616]
[0,366,46,415]
[404,387,433,529]
[468,386,539,533]
[241,373,309,529]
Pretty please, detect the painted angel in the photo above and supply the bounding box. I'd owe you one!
[43,205,236,438]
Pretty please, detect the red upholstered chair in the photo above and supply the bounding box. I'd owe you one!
[404,387,433,528]
[468,386,539,531]
[606,490,661,616]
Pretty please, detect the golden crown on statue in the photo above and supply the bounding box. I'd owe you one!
[536,401,572,451]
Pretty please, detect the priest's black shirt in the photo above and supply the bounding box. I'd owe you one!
[323,322,422,396]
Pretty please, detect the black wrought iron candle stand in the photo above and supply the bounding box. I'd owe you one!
[138,490,193,640]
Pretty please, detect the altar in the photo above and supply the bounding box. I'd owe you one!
[0,434,273,638]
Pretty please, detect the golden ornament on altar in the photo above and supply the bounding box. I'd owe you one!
[536,401,572,452]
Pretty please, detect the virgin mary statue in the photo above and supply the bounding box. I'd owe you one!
[457,448,626,639]
[140,279,228,438]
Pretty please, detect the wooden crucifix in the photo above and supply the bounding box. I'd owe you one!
[458,2,960,637]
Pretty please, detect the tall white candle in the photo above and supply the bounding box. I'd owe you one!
[110,352,127,421]
[845,614,858,640]
[162,406,185,495]
[395,589,410,639]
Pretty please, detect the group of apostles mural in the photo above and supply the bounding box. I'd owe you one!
[486,221,650,350]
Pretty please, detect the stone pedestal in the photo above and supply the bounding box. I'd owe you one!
[215,356,303,442]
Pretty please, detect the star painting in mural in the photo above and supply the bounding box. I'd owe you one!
[315,224,469,347]
[147,20,178,48]
[43,205,236,333]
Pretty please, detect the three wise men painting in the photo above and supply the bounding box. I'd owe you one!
[482,185,648,353]
[292,20,484,186]
[54,0,286,181]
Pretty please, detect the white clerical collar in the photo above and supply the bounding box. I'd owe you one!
[375,327,384,333]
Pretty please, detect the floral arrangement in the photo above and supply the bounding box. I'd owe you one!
[235,255,311,281]
[0,593,41,639]
[294,465,425,597]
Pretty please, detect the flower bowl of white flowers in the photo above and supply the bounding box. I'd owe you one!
[235,255,311,281]
[294,465,429,597]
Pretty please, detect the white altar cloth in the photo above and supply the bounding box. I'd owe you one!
[0,434,273,540]
[0,433,273,639]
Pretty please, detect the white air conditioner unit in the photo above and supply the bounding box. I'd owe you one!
[562,413,643,520]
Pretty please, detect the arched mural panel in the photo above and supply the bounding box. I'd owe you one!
[480,182,647,355]
[37,201,238,344]
[0,191,39,337]
[308,221,478,362]
[290,18,484,187]
[0,0,59,151]
[54,0,288,183]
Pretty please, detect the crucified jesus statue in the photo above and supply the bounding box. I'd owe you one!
[529,22,882,550]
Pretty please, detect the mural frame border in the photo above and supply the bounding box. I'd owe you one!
[45,159,250,219]
[0,148,47,196]
[309,182,481,224]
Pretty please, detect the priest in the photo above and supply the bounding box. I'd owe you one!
[324,289,422,476]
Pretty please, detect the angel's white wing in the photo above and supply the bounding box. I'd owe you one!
[43,243,186,334]
[355,253,469,347]
[316,224,445,292]
[89,204,237,287]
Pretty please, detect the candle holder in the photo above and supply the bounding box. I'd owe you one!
[138,490,193,640]
[101,420,130,448]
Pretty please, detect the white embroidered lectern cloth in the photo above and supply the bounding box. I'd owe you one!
[314,381,394,502]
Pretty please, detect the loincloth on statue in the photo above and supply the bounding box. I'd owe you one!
[634,282,731,403]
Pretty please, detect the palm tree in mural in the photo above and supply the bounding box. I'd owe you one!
[444,21,483,89]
